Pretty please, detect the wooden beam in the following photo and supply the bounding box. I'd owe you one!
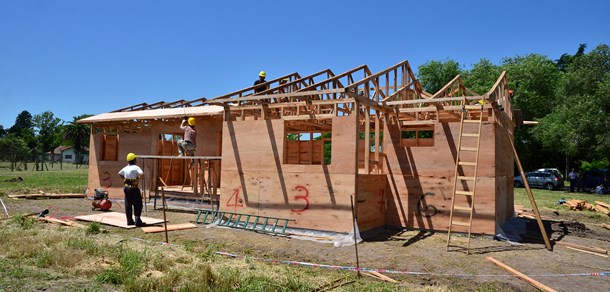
[486,257,557,292]
[555,241,608,255]
[209,89,346,104]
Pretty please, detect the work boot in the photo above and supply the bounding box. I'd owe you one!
[135,218,146,227]
[127,220,135,226]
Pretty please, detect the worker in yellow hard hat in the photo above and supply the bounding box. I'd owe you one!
[118,152,145,227]
[254,70,268,93]
[178,117,197,156]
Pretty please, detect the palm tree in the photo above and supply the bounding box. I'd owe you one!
[63,114,92,167]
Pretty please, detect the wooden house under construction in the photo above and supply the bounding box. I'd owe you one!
[79,60,516,235]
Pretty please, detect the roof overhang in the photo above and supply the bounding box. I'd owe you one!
[77,106,224,124]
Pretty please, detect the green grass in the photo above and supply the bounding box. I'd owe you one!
[0,220,402,291]
[514,185,610,219]
[0,161,88,196]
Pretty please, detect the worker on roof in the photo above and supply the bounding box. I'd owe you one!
[118,153,145,227]
[254,70,268,93]
[178,117,197,157]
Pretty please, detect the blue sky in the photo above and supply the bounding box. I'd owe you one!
[1,0,609,128]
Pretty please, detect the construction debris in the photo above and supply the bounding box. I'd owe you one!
[8,192,87,199]
[560,199,610,215]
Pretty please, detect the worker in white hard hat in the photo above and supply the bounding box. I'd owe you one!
[118,153,145,227]
[178,117,197,156]
[254,70,268,93]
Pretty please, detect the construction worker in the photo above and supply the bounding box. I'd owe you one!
[118,153,145,227]
[254,70,268,93]
[178,117,197,156]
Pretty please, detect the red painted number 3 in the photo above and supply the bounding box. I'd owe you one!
[291,185,310,212]
[102,171,112,188]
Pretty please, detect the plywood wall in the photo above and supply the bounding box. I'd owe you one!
[383,118,505,235]
[87,116,223,199]
[220,116,360,233]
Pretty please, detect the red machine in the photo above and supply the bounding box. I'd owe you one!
[92,188,112,211]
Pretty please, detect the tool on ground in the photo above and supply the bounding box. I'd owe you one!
[37,208,49,218]
[92,188,112,211]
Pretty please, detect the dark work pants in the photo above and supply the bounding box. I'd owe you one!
[570,179,577,192]
[124,187,143,224]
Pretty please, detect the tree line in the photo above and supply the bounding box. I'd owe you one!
[0,111,92,171]
[416,43,610,173]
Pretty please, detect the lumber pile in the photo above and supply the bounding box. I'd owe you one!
[8,191,86,199]
[562,200,610,215]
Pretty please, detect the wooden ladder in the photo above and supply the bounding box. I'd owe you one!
[446,101,484,254]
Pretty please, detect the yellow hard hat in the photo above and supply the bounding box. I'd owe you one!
[126,153,137,162]
[259,71,266,77]
[188,117,196,126]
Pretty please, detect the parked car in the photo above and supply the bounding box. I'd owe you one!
[514,171,564,190]
[577,169,608,193]
[533,168,564,181]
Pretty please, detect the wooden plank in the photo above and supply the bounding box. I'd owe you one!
[38,217,87,228]
[141,223,198,233]
[555,241,608,255]
[486,257,557,292]
[565,246,609,258]
[595,201,610,209]
[9,193,86,199]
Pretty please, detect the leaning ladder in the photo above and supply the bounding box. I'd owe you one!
[446,101,484,254]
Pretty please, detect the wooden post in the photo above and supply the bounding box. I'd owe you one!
[350,195,360,277]
[161,187,169,244]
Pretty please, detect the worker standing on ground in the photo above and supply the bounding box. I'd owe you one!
[118,153,146,227]
[178,117,197,157]
[254,70,268,93]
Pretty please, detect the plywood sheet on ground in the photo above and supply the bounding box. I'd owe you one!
[141,223,197,233]
[75,212,165,228]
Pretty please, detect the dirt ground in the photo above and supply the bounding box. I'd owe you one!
[4,196,610,291]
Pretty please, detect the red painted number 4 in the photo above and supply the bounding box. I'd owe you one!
[226,187,243,207]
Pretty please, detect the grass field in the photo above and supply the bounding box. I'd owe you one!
[1,165,608,291]
[0,162,88,196]
[514,185,610,222]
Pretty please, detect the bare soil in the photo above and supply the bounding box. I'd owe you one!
[4,197,610,291]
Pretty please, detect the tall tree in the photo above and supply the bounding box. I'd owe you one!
[533,44,610,166]
[417,59,463,94]
[462,59,502,95]
[33,111,63,170]
[8,110,36,165]
[0,125,6,138]
[63,114,93,165]
[501,54,563,170]
[556,43,587,72]
[0,134,30,171]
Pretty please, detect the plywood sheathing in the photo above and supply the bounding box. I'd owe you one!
[219,117,358,233]
[86,116,223,199]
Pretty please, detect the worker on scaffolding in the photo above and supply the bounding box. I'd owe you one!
[118,153,145,227]
[178,117,197,157]
[254,70,268,93]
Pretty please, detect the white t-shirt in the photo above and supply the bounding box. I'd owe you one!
[119,164,143,179]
